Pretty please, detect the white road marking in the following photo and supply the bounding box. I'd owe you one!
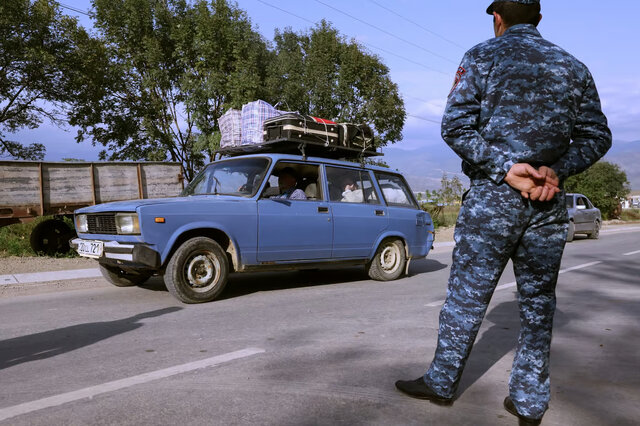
[623,250,640,256]
[0,347,265,422]
[600,226,640,234]
[424,261,603,308]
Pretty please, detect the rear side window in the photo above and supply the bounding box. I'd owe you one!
[374,172,417,208]
[326,166,379,204]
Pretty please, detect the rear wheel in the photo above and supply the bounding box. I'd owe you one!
[99,264,151,287]
[164,237,229,303]
[367,239,406,281]
[588,220,601,239]
[30,219,74,255]
[566,221,575,242]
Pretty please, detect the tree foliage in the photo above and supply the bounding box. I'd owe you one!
[71,0,272,180]
[0,0,94,160]
[267,21,405,146]
[5,1,407,179]
[425,173,465,206]
[565,160,630,219]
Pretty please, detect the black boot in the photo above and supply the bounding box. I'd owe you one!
[394,377,454,405]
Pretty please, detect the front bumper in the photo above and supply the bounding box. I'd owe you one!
[70,238,161,269]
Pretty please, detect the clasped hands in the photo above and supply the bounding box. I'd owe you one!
[504,163,560,202]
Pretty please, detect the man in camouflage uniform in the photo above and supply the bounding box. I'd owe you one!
[395,1,611,424]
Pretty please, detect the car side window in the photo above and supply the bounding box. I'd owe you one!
[582,197,593,209]
[326,166,379,204]
[565,195,574,209]
[262,162,322,201]
[374,172,417,208]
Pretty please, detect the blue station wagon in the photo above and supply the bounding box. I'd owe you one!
[71,153,435,303]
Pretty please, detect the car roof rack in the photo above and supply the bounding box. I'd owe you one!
[214,138,382,162]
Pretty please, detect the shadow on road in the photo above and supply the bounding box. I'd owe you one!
[0,307,182,370]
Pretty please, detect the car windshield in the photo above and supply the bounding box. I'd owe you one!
[565,195,573,208]
[182,157,270,197]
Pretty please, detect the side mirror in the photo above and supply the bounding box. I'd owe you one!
[576,205,586,210]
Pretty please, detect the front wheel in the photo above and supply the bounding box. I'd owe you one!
[100,264,151,287]
[588,220,601,239]
[367,239,406,281]
[164,237,229,303]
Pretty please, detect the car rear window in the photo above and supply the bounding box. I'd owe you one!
[374,172,417,208]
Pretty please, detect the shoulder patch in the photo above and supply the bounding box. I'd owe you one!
[449,66,466,96]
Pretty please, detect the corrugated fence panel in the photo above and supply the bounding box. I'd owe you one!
[0,163,41,207]
[43,164,94,206]
[141,164,183,198]
[94,164,139,203]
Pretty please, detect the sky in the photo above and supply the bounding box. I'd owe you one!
[12,0,640,187]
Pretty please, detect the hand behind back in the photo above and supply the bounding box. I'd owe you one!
[504,164,560,202]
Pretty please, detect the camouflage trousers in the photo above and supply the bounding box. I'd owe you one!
[423,179,568,419]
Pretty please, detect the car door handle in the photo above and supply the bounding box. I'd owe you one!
[375,210,385,216]
[317,206,329,213]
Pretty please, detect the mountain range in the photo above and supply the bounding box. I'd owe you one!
[383,140,639,191]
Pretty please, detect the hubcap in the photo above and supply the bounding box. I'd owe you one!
[185,253,220,292]
[380,243,401,273]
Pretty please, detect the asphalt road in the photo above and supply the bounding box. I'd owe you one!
[1,229,638,425]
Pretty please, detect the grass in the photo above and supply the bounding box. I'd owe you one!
[619,209,640,221]
[0,216,77,258]
[421,204,460,229]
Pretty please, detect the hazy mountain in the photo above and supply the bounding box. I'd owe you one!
[384,140,639,191]
[604,140,640,190]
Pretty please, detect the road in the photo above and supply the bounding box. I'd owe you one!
[1,229,639,425]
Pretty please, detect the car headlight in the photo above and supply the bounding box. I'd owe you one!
[75,214,88,233]
[115,213,140,235]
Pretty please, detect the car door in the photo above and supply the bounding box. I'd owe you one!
[326,166,388,258]
[374,172,429,255]
[574,196,589,230]
[257,161,333,261]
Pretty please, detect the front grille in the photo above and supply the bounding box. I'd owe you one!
[87,214,117,234]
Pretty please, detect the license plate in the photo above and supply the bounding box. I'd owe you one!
[77,240,104,258]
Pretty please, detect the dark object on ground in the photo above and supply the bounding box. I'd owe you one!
[394,377,454,405]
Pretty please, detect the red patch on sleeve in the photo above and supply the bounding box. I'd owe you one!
[449,66,466,96]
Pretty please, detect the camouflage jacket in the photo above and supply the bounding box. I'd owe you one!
[442,24,612,183]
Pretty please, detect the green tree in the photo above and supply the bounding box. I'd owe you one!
[73,0,271,180]
[0,0,96,159]
[565,161,630,219]
[267,21,406,146]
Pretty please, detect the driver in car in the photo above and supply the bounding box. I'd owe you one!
[272,167,306,200]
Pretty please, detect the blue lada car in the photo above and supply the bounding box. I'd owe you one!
[71,154,435,303]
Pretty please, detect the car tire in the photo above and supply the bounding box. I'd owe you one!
[100,264,151,287]
[164,237,229,304]
[367,238,406,281]
[566,221,575,242]
[588,220,601,239]
[30,219,74,255]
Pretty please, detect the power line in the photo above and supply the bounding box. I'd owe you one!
[367,0,466,50]
[407,114,441,125]
[58,2,90,16]
[313,0,457,65]
[256,0,449,76]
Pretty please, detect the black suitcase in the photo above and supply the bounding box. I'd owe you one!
[338,123,375,152]
[263,114,339,146]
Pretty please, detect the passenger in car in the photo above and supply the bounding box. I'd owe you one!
[341,176,364,203]
[272,167,307,200]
